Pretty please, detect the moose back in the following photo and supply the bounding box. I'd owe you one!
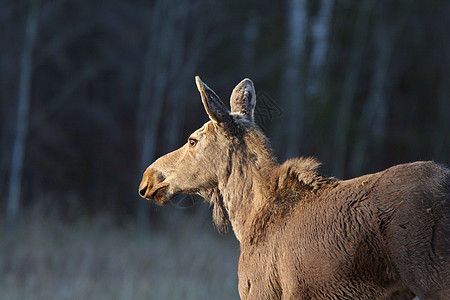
[139,77,449,299]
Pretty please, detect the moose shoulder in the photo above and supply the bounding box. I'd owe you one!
[139,77,449,299]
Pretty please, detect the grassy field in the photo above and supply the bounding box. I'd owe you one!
[0,208,240,300]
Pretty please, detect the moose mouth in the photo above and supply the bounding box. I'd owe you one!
[139,169,171,205]
[141,183,170,205]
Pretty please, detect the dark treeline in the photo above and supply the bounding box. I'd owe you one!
[1,0,449,228]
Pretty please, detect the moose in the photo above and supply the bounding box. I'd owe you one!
[139,77,449,299]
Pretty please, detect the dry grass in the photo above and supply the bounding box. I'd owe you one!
[0,208,240,299]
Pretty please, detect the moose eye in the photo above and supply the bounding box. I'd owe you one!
[189,138,198,147]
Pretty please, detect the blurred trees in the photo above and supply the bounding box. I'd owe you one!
[0,0,448,227]
[6,0,40,228]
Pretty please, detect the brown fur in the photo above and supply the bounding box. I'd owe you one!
[139,77,449,299]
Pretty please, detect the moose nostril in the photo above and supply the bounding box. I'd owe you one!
[139,184,148,197]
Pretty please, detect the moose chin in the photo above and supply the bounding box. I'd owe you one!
[139,76,449,300]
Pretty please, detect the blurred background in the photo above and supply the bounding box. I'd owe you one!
[0,0,449,299]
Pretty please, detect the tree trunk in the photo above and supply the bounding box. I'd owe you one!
[164,0,194,151]
[6,0,40,230]
[307,0,334,101]
[281,0,308,159]
[332,0,374,178]
[308,0,334,98]
[349,16,395,176]
[310,0,334,72]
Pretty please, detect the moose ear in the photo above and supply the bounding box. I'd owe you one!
[195,76,231,124]
[230,78,256,122]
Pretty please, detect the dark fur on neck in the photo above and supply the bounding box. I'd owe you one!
[206,187,230,233]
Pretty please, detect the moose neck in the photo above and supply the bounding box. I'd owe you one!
[217,130,277,243]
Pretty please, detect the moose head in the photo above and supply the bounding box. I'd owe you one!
[139,77,275,233]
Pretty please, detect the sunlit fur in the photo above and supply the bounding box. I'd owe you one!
[139,77,449,299]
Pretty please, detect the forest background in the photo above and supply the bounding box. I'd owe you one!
[0,0,449,299]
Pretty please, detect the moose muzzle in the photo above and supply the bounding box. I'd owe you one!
[138,168,170,205]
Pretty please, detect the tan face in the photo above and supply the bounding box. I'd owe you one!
[139,121,230,205]
[138,76,256,205]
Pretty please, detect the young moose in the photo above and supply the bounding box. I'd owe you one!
[139,77,449,299]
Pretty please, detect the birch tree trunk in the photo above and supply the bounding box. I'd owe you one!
[349,16,395,176]
[308,0,334,98]
[282,0,308,159]
[310,0,334,73]
[6,0,40,230]
[164,0,199,151]
[332,0,374,178]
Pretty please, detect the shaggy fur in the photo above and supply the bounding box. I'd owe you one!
[139,77,449,299]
